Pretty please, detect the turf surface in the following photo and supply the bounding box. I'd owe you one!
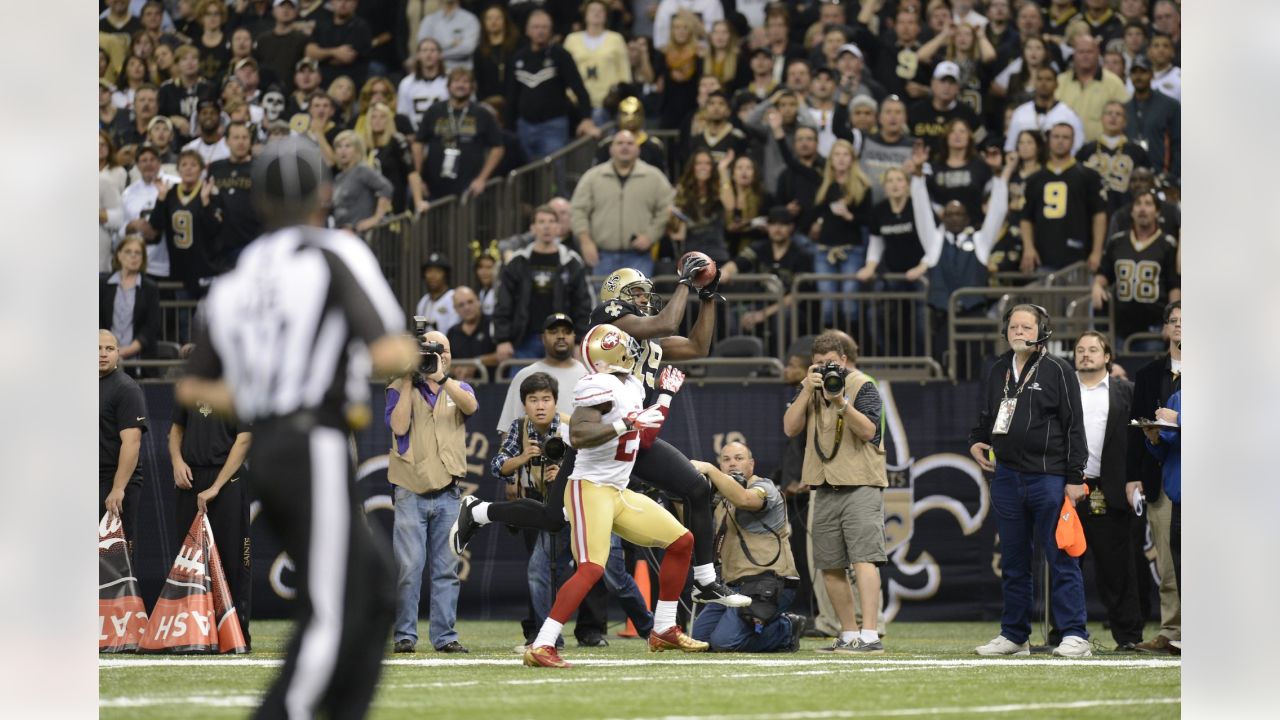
[99,620,1180,718]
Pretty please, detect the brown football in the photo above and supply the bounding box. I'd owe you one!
[677,251,717,288]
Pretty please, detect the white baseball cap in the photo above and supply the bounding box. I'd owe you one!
[837,43,863,60]
[933,61,961,81]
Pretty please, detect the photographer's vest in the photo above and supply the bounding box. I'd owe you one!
[801,371,888,488]
[387,383,467,494]
[715,479,799,584]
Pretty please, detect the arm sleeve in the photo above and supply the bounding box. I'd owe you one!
[559,48,593,118]
[115,383,150,436]
[976,177,1009,263]
[1100,238,1117,285]
[446,14,480,62]
[865,234,885,264]
[909,177,943,266]
[384,386,401,429]
[572,374,617,408]
[492,418,525,479]
[364,166,395,199]
[852,382,883,446]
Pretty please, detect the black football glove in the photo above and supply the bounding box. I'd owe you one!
[676,253,710,289]
[698,268,725,303]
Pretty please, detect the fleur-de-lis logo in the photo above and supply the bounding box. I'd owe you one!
[605,301,623,318]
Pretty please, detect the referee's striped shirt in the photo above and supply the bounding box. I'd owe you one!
[186,226,404,424]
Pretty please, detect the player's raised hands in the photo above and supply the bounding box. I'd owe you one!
[658,366,686,395]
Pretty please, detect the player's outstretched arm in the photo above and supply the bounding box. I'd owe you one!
[569,402,625,449]
[612,283,692,340]
[659,296,716,360]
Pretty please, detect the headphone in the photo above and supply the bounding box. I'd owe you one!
[1001,303,1053,345]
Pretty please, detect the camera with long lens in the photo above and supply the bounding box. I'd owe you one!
[412,315,445,377]
[729,470,749,488]
[813,361,850,394]
[529,435,568,468]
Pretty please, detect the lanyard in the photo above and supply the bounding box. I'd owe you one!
[446,104,467,147]
[1002,351,1045,401]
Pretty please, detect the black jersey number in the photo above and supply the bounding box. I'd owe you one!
[171,210,194,249]
[1114,259,1162,303]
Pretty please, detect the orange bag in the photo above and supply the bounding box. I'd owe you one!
[1055,493,1088,558]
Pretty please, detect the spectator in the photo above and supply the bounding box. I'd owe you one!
[230,0,273,37]
[140,116,179,174]
[908,62,984,151]
[668,150,733,267]
[416,0,480,71]
[703,19,742,92]
[99,236,162,365]
[194,0,231,82]
[99,329,149,557]
[1120,20,1149,71]
[968,305,1091,658]
[571,131,675,277]
[919,22,998,119]
[1092,192,1180,344]
[1142,389,1181,594]
[120,144,180,279]
[1004,67,1085,156]
[231,57,264,105]
[985,0,1018,60]
[859,96,914,204]
[386,331,476,655]
[809,25,849,81]
[810,139,874,327]
[723,154,772,255]
[992,37,1061,108]
[328,75,360,128]
[1129,301,1181,655]
[595,95,668,172]
[546,196,583,258]
[1055,34,1129,143]
[227,28,258,83]
[687,90,750,168]
[1071,331,1145,652]
[772,121,824,236]
[294,0,333,35]
[1124,55,1180,181]
[102,80,130,143]
[119,85,164,152]
[804,68,856,158]
[1020,123,1107,273]
[398,38,450,132]
[689,442,804,653]
[139,149,223,299]
[473,5,519,101]
[159,46,215,138]
[413,68,504,201]
[354,76,415,137]
[759,7,804,84]
[205,121,258,266]
[858,166,927,288]
[506,10,599,161]
[444,286,497,383]
[564,0,632,127]
[302,91,341,163]
[1107,167,1180,239]
[874,6,930,100]
[833,43,885,108]
[782,331,888,654]
[721,206,816,337]
[653,0,723,52]
[928,118,993,224]
[362,101,427,214]
[306,0,373,87]
[1103,46,1128,88]
[744,89,818,195]
[331,130,393,231]
[101,0,143,37]
[114,56,151,111]
[286,57,323,116]
[254,0,309,93]
[151,43,178,86]
[472,248,500,316]
[1082,0,1125,44]
[658,10,704,130]
[183,98,231,167]
[1078,101,1152,214]
[743,47,778,99]
[990,129,1048,277]
[1152,0,1181,63]
[100,130,129,203]
[414,252,459,336]
[494,205,594,360]
[496,313,585,432]
[782,58,811,97]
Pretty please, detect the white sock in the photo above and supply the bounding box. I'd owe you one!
[692,563,716,586]
[839,630,857,644]
[472,502,490,525]
[533,619,563,649]
[859,629,879,643]
[653,600,678,633]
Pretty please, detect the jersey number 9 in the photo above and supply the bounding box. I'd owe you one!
[1042,181,1067,220]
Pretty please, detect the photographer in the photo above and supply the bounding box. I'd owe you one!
[782,331,887,654]
[689,442,804,653]
[386,330,477,654]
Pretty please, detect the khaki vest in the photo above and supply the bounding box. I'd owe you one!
[801,372,888,488]
[387,383,467,494]
[716,483,799,584]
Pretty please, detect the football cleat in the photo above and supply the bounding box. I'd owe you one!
[523,644,572,668]
[449,495,481,557]
[692,579,752,607]
[648,626,709,653]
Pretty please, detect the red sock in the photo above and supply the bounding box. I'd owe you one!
[547,562,604,623]
[658,532,694,602]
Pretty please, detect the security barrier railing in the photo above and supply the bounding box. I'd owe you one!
[788,273,934,368]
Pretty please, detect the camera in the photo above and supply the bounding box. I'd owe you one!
[729,471,749,488]
[530,436,568,468]
[412,315,444,377]
[813,361,850,394]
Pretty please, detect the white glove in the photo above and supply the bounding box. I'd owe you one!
[658,366,686,394]
[627,407,666,430]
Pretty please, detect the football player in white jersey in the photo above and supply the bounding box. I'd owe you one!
[524,324,709,668]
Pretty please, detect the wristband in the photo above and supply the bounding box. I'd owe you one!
[657,394,672,408]
[613,419,629,437]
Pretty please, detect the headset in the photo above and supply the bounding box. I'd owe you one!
[1001,303,1053,345]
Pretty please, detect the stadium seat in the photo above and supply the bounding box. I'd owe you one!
[707,335,766,378]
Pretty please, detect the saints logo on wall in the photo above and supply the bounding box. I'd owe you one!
[878,383,991,622]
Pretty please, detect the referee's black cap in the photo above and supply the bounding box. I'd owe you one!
[252,136,327,204]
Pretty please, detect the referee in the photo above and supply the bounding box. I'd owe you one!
[177,137,418,719]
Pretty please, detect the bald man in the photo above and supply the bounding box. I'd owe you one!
[99,329,150,554]
[386,330,479,653]
[446,286,497,381]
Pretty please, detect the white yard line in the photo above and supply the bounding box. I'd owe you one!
[100,695,259,708]
[607,697,1182,720]
[100,656,1181,669]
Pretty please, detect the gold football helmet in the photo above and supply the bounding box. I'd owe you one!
[580,324,641,375]
[599,268,662,315]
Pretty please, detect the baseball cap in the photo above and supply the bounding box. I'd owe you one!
[273,0,297,7]
[933,61,961,81]
[147,115,174,132]
[748,47,771,61]
[296,57,319,72]
[837,43,863,60]
[234,57,258,73]
[1130,54,1153,72]
[197,97,222,112]
[420,252,451,275]
[767,206,794,225]
[543,312,574,332]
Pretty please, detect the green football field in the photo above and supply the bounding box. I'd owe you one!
[100,620,1180,718]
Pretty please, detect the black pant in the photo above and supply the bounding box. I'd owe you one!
[249,421,394,720]
[176,465,253,645]
[98,480,141,557]
[1079,508,1145,645]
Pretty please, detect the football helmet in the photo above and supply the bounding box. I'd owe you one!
[599,268,662,315]
[580,324,641,375]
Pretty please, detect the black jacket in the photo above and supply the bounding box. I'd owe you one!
[970,349,1088,482]
[98,274,162,356]
[492,243,593,345]
[1082,377,1134,513]
[1127,353,1180,500]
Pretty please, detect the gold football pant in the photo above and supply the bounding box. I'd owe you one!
[565,479,687,564]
